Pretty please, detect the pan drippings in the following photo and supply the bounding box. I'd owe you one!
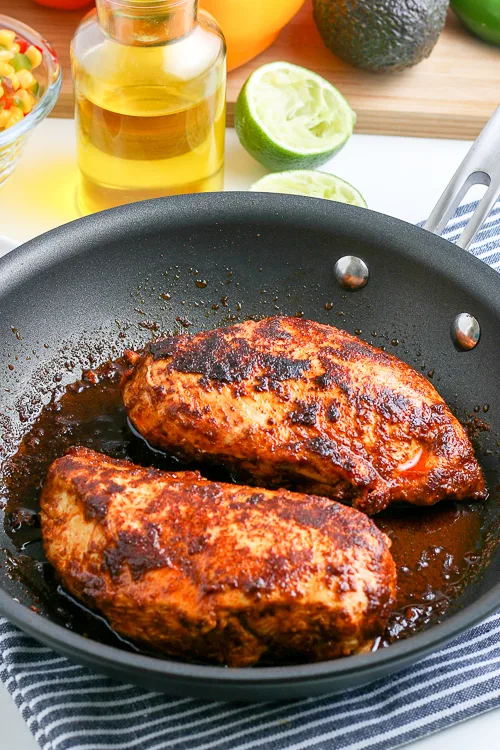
[1,359,495,662]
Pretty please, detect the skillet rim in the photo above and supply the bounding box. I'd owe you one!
[0,191,499,690]
[1,583,500,687]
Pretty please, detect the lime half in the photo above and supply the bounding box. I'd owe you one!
[249,170,367,207]
[234,61,355,171]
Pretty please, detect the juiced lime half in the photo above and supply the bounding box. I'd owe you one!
[234,61,355,171]
[249,170,367,207]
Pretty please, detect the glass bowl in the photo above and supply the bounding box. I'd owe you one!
[0,14,62,187]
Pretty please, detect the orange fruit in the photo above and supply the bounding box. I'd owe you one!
[201,0,306,71]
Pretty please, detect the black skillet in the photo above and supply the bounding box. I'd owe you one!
[0,109,500,702]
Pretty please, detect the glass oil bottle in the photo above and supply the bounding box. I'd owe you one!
[71,0,226,214]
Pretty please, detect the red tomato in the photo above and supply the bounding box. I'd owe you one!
[1,77,14,109]
[15,38,29,53]
[32,0,94,9]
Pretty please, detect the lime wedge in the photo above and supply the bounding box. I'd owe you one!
[249,170,367,207]
[234,61,355,171]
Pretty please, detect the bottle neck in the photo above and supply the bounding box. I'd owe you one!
[96,0,198,46]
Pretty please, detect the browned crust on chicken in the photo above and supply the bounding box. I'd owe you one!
[121,317,486,515]
[40,447,397,667]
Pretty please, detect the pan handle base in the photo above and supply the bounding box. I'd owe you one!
[424,106,500,251]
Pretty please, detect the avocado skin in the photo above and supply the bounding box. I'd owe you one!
[313,0,450,72]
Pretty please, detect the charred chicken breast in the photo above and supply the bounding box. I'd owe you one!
[121,316,485,515]
[40,447,396,667]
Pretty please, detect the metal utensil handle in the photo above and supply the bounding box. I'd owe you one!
[425,105,500,251]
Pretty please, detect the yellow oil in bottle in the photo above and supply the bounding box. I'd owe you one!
[71,1,226,215]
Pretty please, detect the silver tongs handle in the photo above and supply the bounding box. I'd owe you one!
[425,106,500,251]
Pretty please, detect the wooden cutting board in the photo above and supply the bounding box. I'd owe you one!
[2,0,500,139]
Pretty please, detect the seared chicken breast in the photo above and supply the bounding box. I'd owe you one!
[121,317,486,515]
[41,447,396,667]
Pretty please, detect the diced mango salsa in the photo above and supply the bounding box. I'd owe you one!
[0,29,42,131]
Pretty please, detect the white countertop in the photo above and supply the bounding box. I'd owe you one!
[1,120,499,748]
[0,119,482,244]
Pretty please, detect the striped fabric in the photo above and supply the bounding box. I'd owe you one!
[1,200,500,750]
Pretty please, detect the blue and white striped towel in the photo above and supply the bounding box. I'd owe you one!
[1,201,500,750]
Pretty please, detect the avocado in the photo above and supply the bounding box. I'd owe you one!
[313,0,450,72]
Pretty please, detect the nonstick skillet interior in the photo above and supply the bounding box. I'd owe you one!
[0,192,499,700]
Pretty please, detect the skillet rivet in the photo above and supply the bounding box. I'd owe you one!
[451,313,480,351]
[334,256,369,291]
